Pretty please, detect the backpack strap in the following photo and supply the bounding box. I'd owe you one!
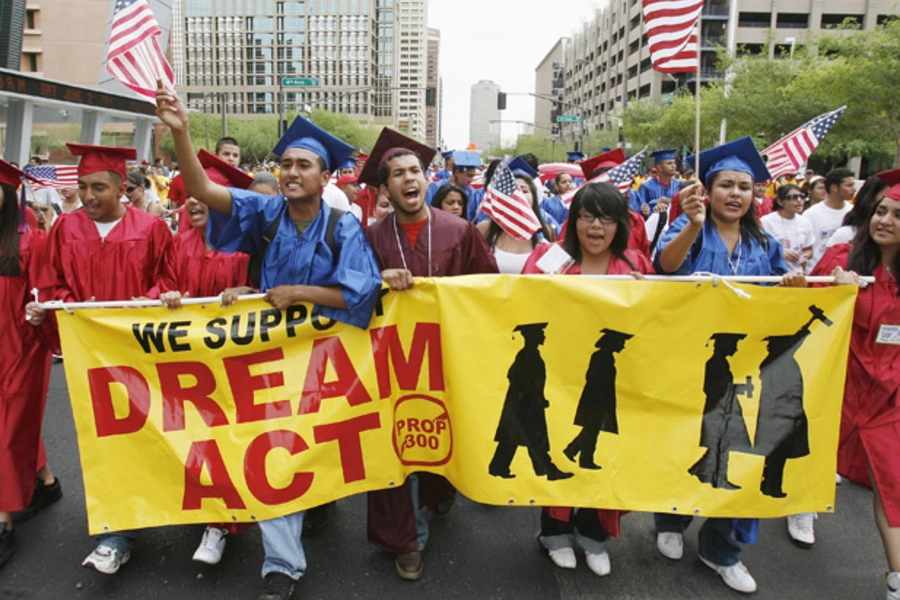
[248,200,287,289]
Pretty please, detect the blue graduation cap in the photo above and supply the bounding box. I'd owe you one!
[338,157,357,171]
[451,151,482,170]
[566,151,586,162]
[441,150,454,160]
[271,115,354,172]
[651,148,678,164]
[686,136,771,187]
[509,156,538,179]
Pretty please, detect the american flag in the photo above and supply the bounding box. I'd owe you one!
[106,0,174,104]
[762,107,846,180]
[481,160,542,241]
[562,149,648,208]
[23,165,79,190]
[642,0,703,73]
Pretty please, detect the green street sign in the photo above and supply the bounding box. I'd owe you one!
[282,77,320,87]
[556,115,582,123]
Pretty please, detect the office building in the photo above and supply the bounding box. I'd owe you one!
[469,79,500,152]
[178,0,429,139]
[425,27,441,149]
[543,0,886,136]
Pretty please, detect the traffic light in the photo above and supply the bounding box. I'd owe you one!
[497,92,507,110]
[426,87,436,107]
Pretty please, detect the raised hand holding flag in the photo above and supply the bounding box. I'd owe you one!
[106,0,175,104]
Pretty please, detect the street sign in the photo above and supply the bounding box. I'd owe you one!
[556,115,582,123]
[282,77,320,87]
[660,92,675,104]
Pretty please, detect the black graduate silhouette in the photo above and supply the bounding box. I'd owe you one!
[754,305,832,498]
[563,328,634,469]
[688,333,754,490]
[489,323,573,481]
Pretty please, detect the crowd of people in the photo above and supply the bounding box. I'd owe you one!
[0,81,898,600]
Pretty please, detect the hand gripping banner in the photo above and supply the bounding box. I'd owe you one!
[55,276,857,534]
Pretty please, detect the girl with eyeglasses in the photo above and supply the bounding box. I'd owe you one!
[761,184,815,274]
[520,182,652,577]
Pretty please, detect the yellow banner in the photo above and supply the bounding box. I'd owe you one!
[57,277,857,534]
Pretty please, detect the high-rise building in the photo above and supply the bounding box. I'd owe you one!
[425,27,441,149]
[534,38,568,139]
[0,0,26,70]
[544,0,888,138]
[469,80,500,153]
[177,0,428,139]
[394,0,428,140]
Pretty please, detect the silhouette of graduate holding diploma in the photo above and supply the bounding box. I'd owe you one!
[754,305,832,497]
[689,333,754,490]
[563,328,634,470]
[490,323,573,481]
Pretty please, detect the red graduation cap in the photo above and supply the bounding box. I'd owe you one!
[66,143,136,181]
[337,174,358,188]
[0,158,25,188]
[877,168,900,201]
[198,149,254,189]
[581,148,627,180]
[357,128,436,188]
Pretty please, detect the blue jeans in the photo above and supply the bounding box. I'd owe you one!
[410,473,428,550]
[96,530,138,554]
[654,513,741,566]
[259,511,306,580]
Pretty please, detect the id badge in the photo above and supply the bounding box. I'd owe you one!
[876,324,900,345]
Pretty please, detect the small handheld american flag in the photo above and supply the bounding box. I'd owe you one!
[106,0,175,104]
[562,149,648,208]
[23,165,79,190]
[481,159,542,241]
[642,0,703,73]
[762,107,846,180]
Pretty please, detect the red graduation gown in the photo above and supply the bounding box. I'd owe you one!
[1,228,60,511]
[365,206,499,276]
[813,244,900,525]
[364,207,498,553]
[42,206,172,302]
[148,227,251,298]
[523,244,655,537]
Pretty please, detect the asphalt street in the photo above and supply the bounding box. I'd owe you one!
[0,363,888,599]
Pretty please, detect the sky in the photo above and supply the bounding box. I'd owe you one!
[427,0,603,150]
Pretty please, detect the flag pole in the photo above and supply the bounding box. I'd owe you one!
[694,14,702,176]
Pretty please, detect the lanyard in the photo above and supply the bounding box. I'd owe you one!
[392,208,432,276]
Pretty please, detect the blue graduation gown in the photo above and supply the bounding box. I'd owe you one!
[434,168,451,181]
[540,195,569,226]
[630,177,683,213]
[207,188,383,329]
[654,215,788,276]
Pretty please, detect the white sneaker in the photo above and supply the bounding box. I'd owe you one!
[887,571,900,600]
[656,532,683,560]
[836,473,843,484]
[699,556,758,594]
[585,551,611,576]
[548,547,577,569]
[786,512,816,548]
[82,545,130,575]
[192,526,227,564]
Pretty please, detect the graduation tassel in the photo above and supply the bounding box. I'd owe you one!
[17,181,28,233]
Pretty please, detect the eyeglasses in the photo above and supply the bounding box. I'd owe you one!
[784,194,804,200]
[578,213,617,225]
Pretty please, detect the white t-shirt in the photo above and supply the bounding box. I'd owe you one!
[94,218,123,240]
[803,201,852,272]
[827,225,856,248]
[322,183,351,211]
[760,212,815,274]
